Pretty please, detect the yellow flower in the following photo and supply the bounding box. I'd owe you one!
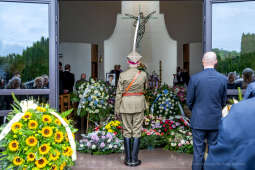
[60,162,66,170]
[26,136,38,147]
[63,146,73,157]
[41,126,53,138]
[11,122,22,132]
[54,131,64,143]
[27,153,36,162]
[51,165,58,170]
[28,120,38,129]
[108,129,114,133]
[55,119,61,126]
[49,150,60,161]
[8,140,19,151]
[35,157,48,168]
[39,144,50,155]
[42,115,52,124]
[22,112,32,121]
[13,156,24,166]
[36,106,47,112]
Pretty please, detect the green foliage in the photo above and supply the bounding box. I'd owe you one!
[214,33,255,74]
[0,37,49,82]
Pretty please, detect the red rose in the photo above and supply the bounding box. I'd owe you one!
[163,125,166,128]
[161,132,164,136]
[164,129,167,132]
[114,132,117,135]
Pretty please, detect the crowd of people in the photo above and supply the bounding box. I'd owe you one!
[0,72,49,89]
[227,68,254,89]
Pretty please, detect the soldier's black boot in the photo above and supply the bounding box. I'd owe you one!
[131,138,142,166]
[124,137,132,166]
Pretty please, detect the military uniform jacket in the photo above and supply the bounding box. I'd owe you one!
[115,67,148,114]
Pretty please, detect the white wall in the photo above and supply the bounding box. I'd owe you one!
[104,1,177,85]
[59,42,91,81]
[189,42,203,75]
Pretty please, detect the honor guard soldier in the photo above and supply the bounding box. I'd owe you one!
[115,15,148,167]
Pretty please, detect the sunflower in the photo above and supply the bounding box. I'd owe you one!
[55,119,61,126]
[26,136,38,147]
[41,126,53,138]
[8,140,19,151]
[13,156,24,166]
[42,115,52,124]
[49,150,60,161]
[54,131,64,143]
[11,122,22,132]
[35,157,48,168]
[51,165,58,170]
[22,111,32,121]
[27,153,36,162]
[63,146,73,157]
[60,162,66,170]
[39,144,50,155]
[28,120,38,130]
[36,106,46,113]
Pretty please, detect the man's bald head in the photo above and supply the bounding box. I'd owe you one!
[202,51,217,68]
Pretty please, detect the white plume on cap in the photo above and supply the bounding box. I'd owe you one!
[127,14,142,65]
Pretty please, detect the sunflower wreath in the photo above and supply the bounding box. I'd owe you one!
[0,96,77,170]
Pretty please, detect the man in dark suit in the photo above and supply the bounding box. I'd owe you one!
[187,51,227,170]
[63,64,75,93]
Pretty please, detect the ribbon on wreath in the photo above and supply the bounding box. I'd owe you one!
[0,110,77,161]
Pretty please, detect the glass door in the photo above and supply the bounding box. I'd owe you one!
[0,0,58,123]
[204,0,255,95]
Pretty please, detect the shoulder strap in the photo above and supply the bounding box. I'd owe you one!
[125,71,141,93]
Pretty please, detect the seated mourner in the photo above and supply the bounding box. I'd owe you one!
[204,91,255,170]
[227,72,236,89]
[236,68,254,89]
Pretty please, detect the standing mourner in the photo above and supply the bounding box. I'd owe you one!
[187,52,227,170]
[110,65,121,87]
[63,64,75,93]
[115,15,148,167]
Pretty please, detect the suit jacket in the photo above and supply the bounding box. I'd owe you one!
[187,68,227,130]
[243,82,255,100]
[205,97,255,170]
[63,71,75,93]
[115,68,148,114]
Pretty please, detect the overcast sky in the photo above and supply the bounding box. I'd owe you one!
[212,1,255,52]
[0,2,48,56]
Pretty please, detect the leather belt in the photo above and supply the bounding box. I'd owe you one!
[122,92,144,96]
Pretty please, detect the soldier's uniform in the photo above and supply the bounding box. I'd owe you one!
[115,68,148,138]
[114,49,147,166]
[115,14,147,167]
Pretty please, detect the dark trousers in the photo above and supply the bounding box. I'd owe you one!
[192,129,218,170]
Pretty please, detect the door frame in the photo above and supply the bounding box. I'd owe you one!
[0,0,58,115]
[203,0,255,52]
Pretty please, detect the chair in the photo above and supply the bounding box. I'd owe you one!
[59,94,71,113]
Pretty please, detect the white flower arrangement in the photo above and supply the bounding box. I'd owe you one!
[76,78,112,123]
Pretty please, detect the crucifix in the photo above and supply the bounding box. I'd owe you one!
[125,10,156,48]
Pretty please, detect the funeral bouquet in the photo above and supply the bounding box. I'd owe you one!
[150,85,180,118]
[104,120,122,138]
[77,78,112,124]
[173,85,186,104]
[164,128,193,153]
[0,97,77,170]
[77,130,124,155]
